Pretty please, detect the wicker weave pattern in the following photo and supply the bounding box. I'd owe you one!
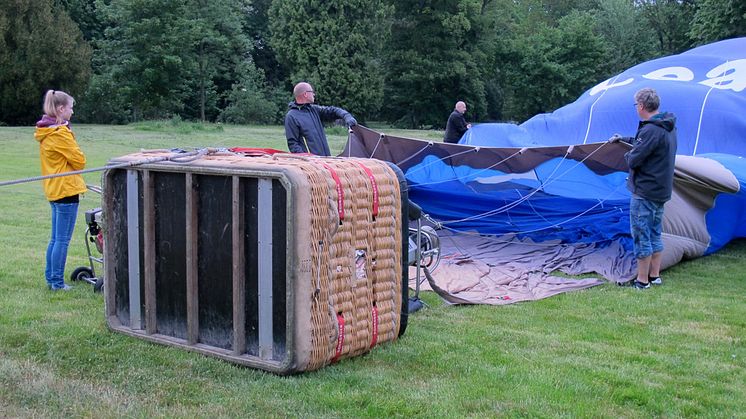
[262,156,402,369]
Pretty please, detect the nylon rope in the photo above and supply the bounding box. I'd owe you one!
[358,131,621,242]
[0,148,225,188]
[404,147,479,177]
[432,141,614,227]
[396,142,433,167]
[409,148,525,187]
[432,177,627,248]
[582,73,623,145]
[693,59,729,156]
[367,134,385,158]
[438,145,579,224]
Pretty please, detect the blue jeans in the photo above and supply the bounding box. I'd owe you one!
[45,202,79,289]
[629,197,664,259]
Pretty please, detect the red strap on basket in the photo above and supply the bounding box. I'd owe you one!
[331,313,345,363]
[370,305,379,349]
[322,163,345,221]
[356,162,379,217]
[228,147,285,156]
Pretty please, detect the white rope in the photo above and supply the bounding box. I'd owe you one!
[410,148,525,187]
[404,147,478,177]
[513,182,626,235]
[368,133,385,158]
[693,59,729,156]
[440,225,620,248]
[582,74,623,144]
[437,141,612,225]
[0,148,220,188]
[438,146,573,224]
[397,142,434,166]
[438,183,627,248]
[435,176,626,242]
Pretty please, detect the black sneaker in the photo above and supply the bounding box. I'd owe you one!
[649,276,662,285]
[632,280,650,289]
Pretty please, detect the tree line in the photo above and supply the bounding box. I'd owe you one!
[1,0,743,127]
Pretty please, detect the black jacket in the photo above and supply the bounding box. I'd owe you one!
[624,112,677,203]
[284,101,355,156]
[444,110,468,143]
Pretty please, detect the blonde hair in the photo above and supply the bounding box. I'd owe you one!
[43,90,74,123]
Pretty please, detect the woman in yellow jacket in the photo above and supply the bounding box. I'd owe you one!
[34,90,87,291]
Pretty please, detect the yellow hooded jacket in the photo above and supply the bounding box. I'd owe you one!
[34,124,87,201]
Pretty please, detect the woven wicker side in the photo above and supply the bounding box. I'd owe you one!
[283,159,343,371]
[339,160,375,359]
[351,160,378,352]
[287,157,402,367]
[322,161,357,364]
[361,160,402,341]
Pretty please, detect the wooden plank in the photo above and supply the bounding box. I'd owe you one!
[103,171,117,319]
[232,176,246,355]
[143,170,157,335]
[186,173,199,345]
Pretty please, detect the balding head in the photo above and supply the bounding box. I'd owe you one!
[293,82,315,104]
[455,101,467,113]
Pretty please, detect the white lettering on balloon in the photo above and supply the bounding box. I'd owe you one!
[699,59,746,92]
[589,77,633,96]
[643,66,694,81]
[589,59,746,95]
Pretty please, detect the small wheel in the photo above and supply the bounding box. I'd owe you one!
[94,277,104,293]
[70,267,93,282]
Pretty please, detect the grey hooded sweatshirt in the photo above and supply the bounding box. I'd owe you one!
[624,112,678,203]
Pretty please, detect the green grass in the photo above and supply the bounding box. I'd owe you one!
[1,123,745,417]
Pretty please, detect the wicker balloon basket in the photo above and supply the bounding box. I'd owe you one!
[102,150,405,374]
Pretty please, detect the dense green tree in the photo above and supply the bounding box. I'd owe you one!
[75,72,131,123]
[87,0,255,122]
[246,0,287,87]
[499,11,608,122]
[4,0,736,126]
[382,0,496,128]
[93,0,195,120]
[637,0,696,55]
[689,0,746,45]
[185,0,254,121]
[594,0,656,75]
[269,0,392,122]
[519,0,599,23]
[58,0,105,41]
[0,0,91,125]
[220,61,284,124]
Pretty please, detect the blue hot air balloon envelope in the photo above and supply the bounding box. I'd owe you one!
[343,38,746,304]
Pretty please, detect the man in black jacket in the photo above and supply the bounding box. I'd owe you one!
[284,82,357,156]
[612,87,677,289]
[443,101,471,143]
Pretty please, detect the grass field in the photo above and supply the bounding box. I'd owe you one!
[1,122,744,417]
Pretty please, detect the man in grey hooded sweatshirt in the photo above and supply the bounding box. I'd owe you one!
[284,82,357,156]
[613,87,677,289]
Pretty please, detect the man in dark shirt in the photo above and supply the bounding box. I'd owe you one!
[612,87,677,290]
[443,101,471,143]
[284,82,357,156]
